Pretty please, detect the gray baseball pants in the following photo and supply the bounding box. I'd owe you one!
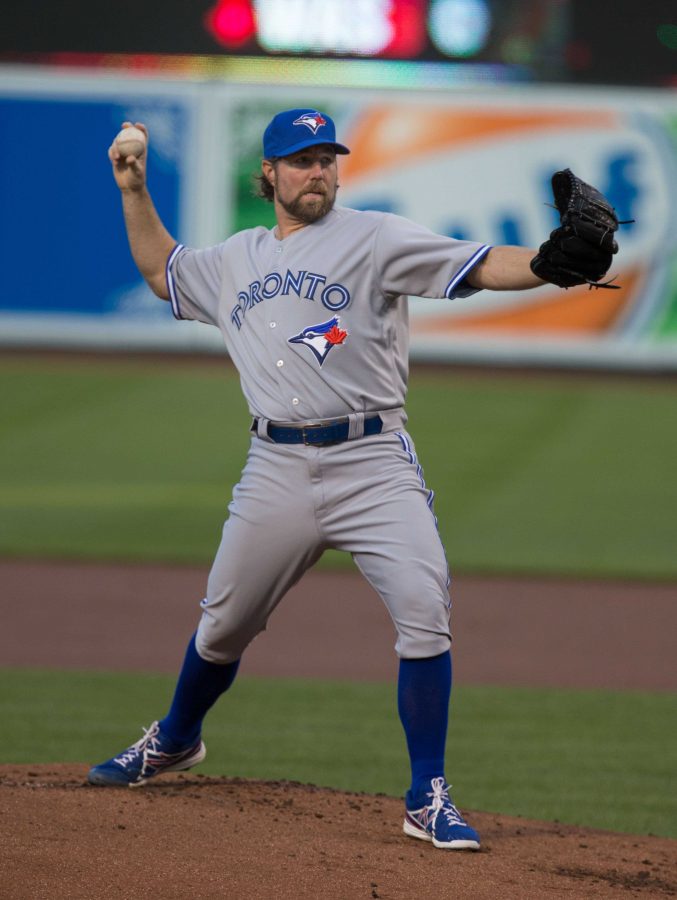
[195,429,452,663]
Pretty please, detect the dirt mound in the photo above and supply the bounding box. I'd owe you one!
[2,765,675,899]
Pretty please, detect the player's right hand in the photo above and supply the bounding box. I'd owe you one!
[108,121,148,192]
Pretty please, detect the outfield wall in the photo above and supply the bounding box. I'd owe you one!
[2,66,677,369]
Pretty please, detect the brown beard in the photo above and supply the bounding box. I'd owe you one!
[278,185,336,224]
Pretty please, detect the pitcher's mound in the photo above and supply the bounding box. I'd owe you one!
[2,765,675,899]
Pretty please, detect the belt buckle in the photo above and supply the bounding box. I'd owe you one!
[301,423,322,445]
[303,421,344,446]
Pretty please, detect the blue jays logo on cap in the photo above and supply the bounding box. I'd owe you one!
[293,111,327,134]
[263,108,351,159]
[288,316,348,366]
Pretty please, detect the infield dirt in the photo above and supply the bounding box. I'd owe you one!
[2,766,676,899]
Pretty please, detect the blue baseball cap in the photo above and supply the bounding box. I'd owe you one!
[263,109,350,159]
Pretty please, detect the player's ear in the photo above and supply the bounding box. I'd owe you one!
[261,158,276,189]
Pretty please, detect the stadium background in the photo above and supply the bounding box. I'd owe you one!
[1,2,676,896]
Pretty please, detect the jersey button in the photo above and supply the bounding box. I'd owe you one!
[292,398,300,406]
[269,322,276,328]
[276,360,284,367]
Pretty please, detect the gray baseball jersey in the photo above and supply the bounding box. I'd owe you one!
[167,207,489,422]
[166,207,490,661]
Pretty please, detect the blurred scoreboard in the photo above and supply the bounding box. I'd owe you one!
[2,0,674,85]
[203,0,566,73]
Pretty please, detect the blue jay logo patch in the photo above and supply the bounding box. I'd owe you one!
[293,112,327,134]
[288,317,348,367]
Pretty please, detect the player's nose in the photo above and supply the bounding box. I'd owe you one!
[308,159,325,178]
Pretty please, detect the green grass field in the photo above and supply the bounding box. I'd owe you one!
[1,354,675,840]
[1,355,676,578]
[2,669,675,838]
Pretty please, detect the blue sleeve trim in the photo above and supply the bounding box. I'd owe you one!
[444,244,492,299]
[166,243,185,320]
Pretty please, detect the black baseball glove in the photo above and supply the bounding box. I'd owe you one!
[530,168,620,289]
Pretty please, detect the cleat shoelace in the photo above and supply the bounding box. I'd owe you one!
[114,722,161,772]
[427,776,466,828]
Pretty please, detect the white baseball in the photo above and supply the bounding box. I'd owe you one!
[114,126,146,159]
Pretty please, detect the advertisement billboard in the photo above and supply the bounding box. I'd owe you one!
[1,68,676,368]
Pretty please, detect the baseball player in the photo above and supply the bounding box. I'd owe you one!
[89,109,618,851]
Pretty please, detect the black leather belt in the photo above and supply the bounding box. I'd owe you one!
[253,415,383,446]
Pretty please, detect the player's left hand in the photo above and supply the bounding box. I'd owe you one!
[530,168,622,289]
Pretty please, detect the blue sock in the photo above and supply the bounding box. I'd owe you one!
[397,650,452,804]
[159,633,240,746]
